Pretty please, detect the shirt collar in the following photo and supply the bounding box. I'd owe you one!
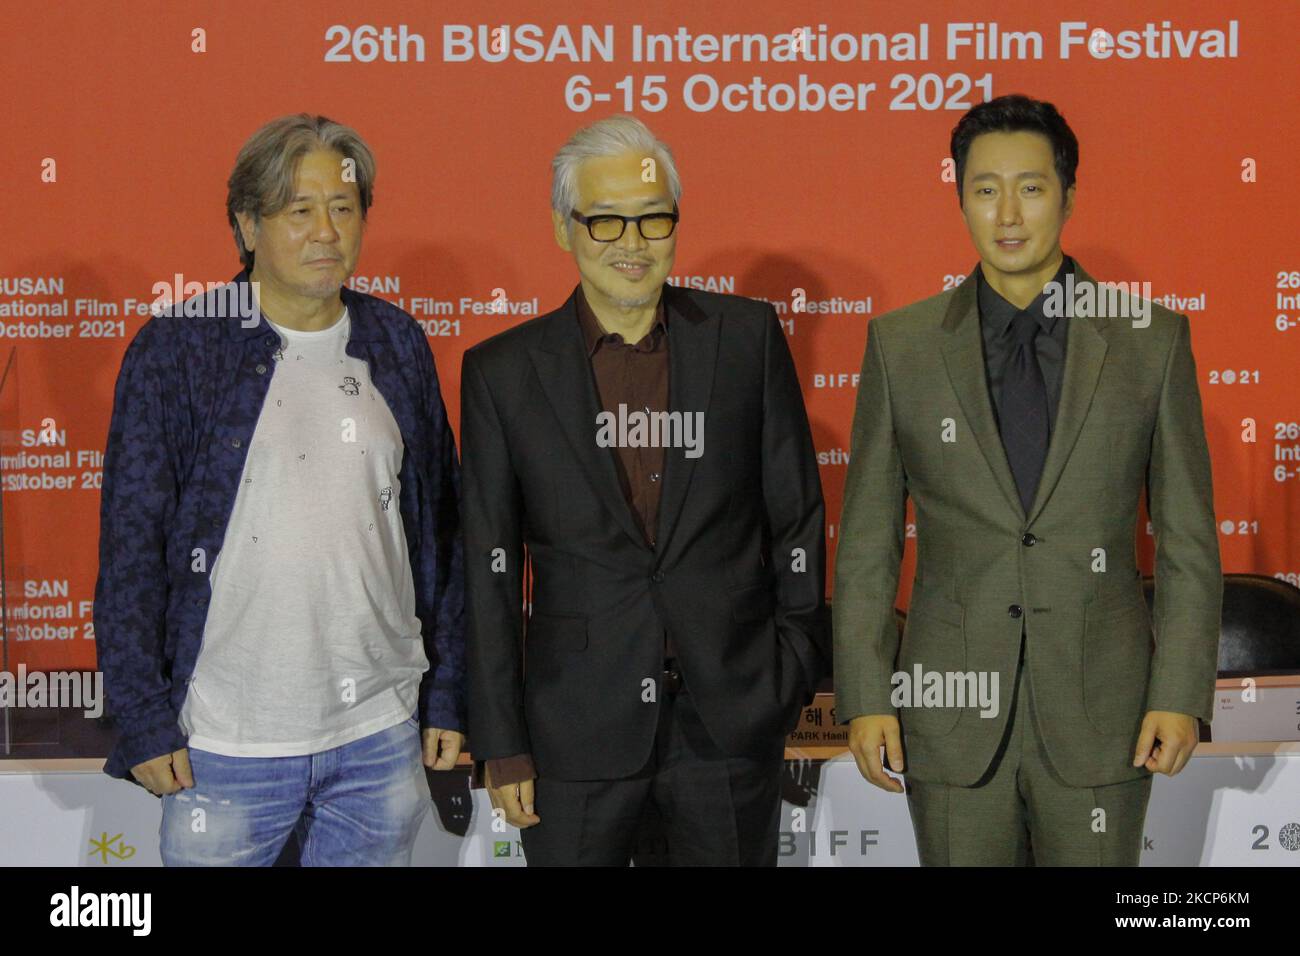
[575,284,668,357]
[976,254,1074,338]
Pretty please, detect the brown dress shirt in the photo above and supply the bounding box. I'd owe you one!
[477,285,672,790]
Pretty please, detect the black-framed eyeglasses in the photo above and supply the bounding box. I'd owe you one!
[570,205,679,242]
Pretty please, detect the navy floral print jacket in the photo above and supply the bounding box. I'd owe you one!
[94,271,466,781]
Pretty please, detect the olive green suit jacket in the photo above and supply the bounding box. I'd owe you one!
[832,261,1222,787]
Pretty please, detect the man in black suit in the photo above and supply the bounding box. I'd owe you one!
[463,115,826,866]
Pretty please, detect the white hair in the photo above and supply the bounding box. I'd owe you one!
[550,115,682,224]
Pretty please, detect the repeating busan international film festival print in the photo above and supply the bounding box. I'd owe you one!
[3,6,1296,685]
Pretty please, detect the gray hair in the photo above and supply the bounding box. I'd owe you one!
[226,114,377,270]
[551,115,682,226]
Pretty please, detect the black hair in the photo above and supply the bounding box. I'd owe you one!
[950,94,1078,205]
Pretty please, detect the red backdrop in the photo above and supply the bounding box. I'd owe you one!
[4,0,1297,671]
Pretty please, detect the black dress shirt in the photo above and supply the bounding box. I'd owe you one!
[976,254,1073,435]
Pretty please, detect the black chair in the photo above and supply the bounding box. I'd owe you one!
[823,575,1300,686]
[1141,574,1300,676]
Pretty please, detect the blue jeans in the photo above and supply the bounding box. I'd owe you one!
[160,716,428,866]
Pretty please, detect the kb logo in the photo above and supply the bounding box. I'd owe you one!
[89,832,137,864]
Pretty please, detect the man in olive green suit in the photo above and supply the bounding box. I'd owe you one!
[833,95,1221,866]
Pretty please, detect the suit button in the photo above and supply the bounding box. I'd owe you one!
[231,437,242,448]
[652,571,665,583]
[1021,533,1036,546]
[255,363,267,374]
[1008,604,1023,618]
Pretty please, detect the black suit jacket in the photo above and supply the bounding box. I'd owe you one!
[463,283,827,781]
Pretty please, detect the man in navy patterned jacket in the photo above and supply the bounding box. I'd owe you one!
[93,114,465,866]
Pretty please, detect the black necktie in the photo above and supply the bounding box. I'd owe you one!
[998,312,1050,514]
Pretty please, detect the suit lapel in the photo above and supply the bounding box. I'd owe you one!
[941,269,1025,519]
[653,284,720,554]
[1024,263,1109,526]
[528,288,649,549]
[940,261,1112,526]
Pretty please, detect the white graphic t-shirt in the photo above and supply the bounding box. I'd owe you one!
[179,307,426,756]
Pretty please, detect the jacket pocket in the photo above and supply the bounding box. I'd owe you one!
[1082,600,1152,735]
[525,611,589,652]
[896,596,966,737]
[729,583,776,622]
[729,583,784,717]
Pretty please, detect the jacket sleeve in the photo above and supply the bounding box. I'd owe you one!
[831,318,908,723]
[1144,314,1222,721]
[760,306,828,709]
[461,348,532,761]
[93,318,189,774]
[410,319,468,734]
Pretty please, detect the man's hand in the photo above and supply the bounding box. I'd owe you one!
[422,729,465,770]
[848,714,905,793]
[1133,711,1199,775]
[485,763,541,828]
[130,748,194,796]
